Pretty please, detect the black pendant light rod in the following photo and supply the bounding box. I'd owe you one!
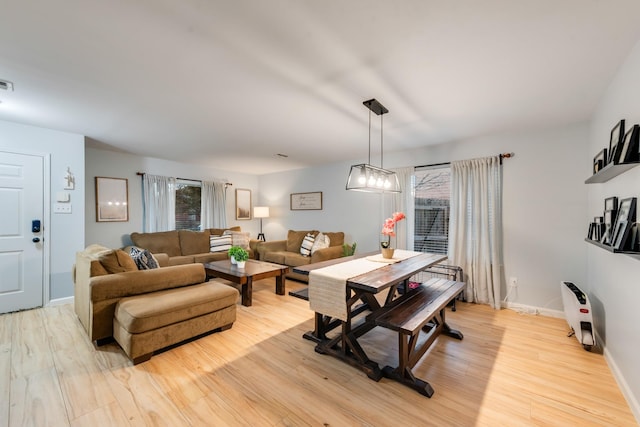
[363,98,388,169]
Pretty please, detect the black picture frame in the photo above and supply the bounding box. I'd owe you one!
[609,119,625,164]
[604,196,618,212]
[611,197,637,250]
[593,148,607,174]
[618,124,640,163]
[615,197,636,224]
[611,220,628,250]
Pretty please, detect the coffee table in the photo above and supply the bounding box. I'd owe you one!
[204,259,289,307]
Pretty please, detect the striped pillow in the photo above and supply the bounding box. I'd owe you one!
[300,233,315,257]
[210,235,232,253]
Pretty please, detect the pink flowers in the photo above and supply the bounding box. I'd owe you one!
[381,212,406,237]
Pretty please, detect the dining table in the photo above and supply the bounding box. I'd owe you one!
[293,250,463,396]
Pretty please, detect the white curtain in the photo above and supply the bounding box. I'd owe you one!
[388,167,415,250]
[142,174,176,232]
[201,180,228,229]
[448,156,503,309]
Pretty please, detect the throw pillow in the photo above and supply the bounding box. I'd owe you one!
[210,235,232,253]
[98,249,138,274]
[129,246,159,270]
[311,232,330,255]
[223,230,250,249]
[300,233,315,257]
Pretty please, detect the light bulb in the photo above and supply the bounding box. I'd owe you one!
[376,176,383,187]
[368,174,377,186]
[358,168,366,184]
[384,178,391,188]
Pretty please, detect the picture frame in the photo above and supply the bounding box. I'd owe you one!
[609,119,625,164]
[618,124,639,164]
[611,220,629,250]
[614,197,636,225]
[603,210,614,244]
[95,177,129,222]
[604,196,618,212]
[235,188,252,220]
[593,148,607,174]
[611,197,637,250]
[290,192,323,210]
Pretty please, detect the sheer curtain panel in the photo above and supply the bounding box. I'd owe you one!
[142,174,176,232]
[201,180,228,229]
[388,167,415,250]
[449,156,503,309]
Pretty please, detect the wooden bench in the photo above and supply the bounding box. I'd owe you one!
[375,278,465,397]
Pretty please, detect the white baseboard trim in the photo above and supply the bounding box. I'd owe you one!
[597,332,640,424]
[47,296,74,307]
[500,301,564,318]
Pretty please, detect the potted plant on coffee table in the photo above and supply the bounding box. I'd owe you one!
[228,246,243,264]
[230,246,249,268]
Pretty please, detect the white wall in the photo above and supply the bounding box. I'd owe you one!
[0,120,85,301]
[588,39,640,420]
[85,148,260,249]
[260,122,589,313]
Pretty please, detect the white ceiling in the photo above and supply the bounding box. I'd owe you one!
[1,1,640,175]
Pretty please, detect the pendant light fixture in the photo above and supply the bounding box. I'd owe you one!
[346,99,401,193]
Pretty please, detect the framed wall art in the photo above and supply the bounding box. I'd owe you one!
[611,197,637,250]
[290,192,323,210]
[618,124,639,164]
[235,188,252,220]
[593,148,607,174]
[608,119,625,164]
[95,177,129,222]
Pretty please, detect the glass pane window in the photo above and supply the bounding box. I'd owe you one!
[175,182,201,230]
[414,166,450,254]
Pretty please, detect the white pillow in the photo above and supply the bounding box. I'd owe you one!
[311,232,330,254]
[210,235,232,253]
[223,230,250,249]
[300,233,315,257]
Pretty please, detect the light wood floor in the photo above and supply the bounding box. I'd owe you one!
[0,278,636,426]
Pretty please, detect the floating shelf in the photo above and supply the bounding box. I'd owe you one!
[585,238,640,258]
[585,161,640,184]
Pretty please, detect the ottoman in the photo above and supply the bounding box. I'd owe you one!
[113,281,239,364]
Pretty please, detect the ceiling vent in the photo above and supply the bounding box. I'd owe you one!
[0,80,14,91]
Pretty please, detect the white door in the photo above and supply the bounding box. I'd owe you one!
[0,151,44,313]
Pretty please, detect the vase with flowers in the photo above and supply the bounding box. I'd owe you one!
[381,212,405,259]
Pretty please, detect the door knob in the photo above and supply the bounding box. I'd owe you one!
[32,237,40,243]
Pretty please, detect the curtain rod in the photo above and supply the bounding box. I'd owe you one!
[415,152,514,169]
[135,172,232,186]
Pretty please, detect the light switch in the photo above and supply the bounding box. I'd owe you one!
[54,203,72,214]
[56,191,70,202]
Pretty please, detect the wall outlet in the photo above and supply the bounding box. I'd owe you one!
[509,277,518,287]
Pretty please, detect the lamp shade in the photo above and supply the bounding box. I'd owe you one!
[253,206,270,218]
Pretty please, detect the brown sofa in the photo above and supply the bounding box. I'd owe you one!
[257,230,345,282]
[73,244,238,363]
[130,227,258,266]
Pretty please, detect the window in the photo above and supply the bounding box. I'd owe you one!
[175,181,201,230]
[414,166,450,254]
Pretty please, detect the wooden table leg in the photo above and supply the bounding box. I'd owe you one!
[242,278,252,307]
[275,273,285,295]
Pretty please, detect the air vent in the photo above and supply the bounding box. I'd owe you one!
[0,80,14,91]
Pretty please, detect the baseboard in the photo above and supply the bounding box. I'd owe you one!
[47,296,74,307]
[598,332,640,424]
[500,301,564,318]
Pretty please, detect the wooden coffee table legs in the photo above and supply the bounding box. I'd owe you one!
[275,274,285,296]
[239,271,286,307]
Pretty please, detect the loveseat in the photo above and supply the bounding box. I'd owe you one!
[129,227,258,266]
[257,230,345,282]
[73,244,238,363]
